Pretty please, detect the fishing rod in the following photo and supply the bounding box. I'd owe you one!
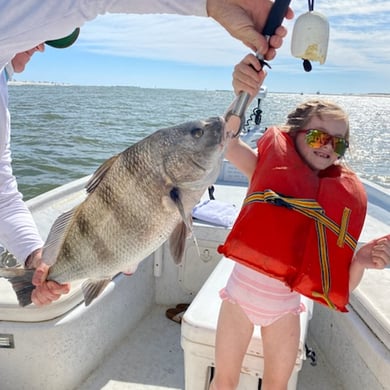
[227,0,330,135]
[228,0,292,129]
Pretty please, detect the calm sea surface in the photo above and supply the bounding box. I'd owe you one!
[8,84,390,200]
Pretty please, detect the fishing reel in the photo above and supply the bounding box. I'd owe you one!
[291,0,329,72]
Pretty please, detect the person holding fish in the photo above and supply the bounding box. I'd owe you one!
[0,0,293,306]
[0,32,80,305]
[210,53,390,390]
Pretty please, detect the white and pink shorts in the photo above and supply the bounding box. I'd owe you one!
[220,262,305,327]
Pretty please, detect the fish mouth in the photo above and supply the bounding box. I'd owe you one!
[203,116,227,148]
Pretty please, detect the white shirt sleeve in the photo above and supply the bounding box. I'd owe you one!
[0,0,208,70]
[0,73,43,264]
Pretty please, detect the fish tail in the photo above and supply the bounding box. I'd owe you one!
[1,269,35,307]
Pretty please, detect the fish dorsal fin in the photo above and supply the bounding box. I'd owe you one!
[86,154,119,194]
[81,278,111,306]
[169,221,188,264]
[42,208,75,266]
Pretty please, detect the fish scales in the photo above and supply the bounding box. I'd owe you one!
[48,119,225,281]
[51,147,177,281]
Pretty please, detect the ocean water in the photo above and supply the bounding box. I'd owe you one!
[7,84,390,200]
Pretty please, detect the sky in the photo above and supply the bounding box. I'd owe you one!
[13,0,390,94]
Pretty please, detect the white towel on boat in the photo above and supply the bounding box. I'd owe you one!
[192,199,239,227]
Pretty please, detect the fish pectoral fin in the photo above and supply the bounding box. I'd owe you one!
[0,268,35,307]
[169,221,188,265]
[42,208,76,266]
[169,186,194,233]
[85,154,120,194]
[81,278,111,306]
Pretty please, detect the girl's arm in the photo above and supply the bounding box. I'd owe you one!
[225,53,267,180]
[349,234,390,292]
[224,136,258,181]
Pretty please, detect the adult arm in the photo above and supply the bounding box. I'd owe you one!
[0,153,43,264]
[0,0,293,71]
[0,74,70,303]
[0,126,71,303]
[0,74,43,264]
[0,0,207,69]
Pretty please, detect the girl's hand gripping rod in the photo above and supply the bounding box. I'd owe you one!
[226,0,291,135]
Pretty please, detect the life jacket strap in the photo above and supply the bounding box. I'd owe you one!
[243,189,356,309]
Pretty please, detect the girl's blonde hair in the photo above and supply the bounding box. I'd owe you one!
[283,99,350,142]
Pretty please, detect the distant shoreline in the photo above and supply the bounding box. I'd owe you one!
[8,80,390,97]
[8,80,70,86]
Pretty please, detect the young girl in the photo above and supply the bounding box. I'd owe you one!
[210,54,390,390]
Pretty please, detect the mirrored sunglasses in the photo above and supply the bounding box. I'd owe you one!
[298,129,349,157]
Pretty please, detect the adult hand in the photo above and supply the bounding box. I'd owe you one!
[207,0,294,56]
[25,249,70,306]
[354,234,390,270]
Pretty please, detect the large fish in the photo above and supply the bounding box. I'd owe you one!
[1,117,226,306]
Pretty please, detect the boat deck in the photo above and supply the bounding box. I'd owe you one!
[0,166,388,390]
[78,305,344,390]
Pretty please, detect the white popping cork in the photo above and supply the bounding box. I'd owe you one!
[291,11,329,70]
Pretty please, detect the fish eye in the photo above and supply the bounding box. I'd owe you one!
[191,128,204,139]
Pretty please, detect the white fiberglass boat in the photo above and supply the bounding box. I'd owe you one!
[0,157,389,390]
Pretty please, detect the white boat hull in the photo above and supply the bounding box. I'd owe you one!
[0,161,388,390]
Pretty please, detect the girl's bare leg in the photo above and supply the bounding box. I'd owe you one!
[209,300,254,390]
[261,313,300,390]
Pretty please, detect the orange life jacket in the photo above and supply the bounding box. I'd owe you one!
[218,127,367,312]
